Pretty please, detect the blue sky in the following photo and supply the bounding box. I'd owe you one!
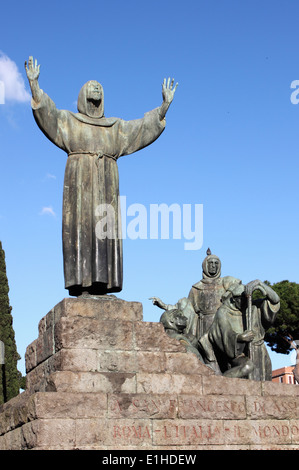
[0,0,299,376]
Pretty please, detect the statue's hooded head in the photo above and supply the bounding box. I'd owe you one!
[221,281,245,310]
[202,248,221,280]
[77,80,104,118]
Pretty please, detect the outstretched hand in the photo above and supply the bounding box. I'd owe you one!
[149,296,162,306]
[162,77,178,104]
[25,56,40,81]
[159,77,178,121]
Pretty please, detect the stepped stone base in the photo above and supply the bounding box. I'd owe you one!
[1,297,299,450]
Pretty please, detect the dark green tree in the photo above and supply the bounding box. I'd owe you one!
[264,280,299,355]
[0,241,22,404]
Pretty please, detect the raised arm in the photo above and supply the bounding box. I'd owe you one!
[25,56,43,104]
[159,77,178,121]
[24,56,65,150]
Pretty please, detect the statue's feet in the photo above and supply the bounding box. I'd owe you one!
[80,291,118,300]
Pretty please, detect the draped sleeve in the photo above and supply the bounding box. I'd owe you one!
[255,298,280,330]
[32,91,68,152]
[115,107,166,157]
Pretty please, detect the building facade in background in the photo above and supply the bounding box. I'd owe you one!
[272,366,298,384]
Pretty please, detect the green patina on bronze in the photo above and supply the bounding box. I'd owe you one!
[25,57,177,297]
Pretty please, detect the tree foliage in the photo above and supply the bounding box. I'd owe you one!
[0,242,23,404]
[264,280,299,355]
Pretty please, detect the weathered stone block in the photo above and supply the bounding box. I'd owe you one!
[54,317,134,351]
[1,427,24,450]
[202,374,262,396]
[54,297,143,322]
[263,380,299,397]
[165,352,213,376]
[136,351,166,373]
[75,418,108,447]
[44,371,136,394]
[25,340,37,373]
[134,321,186,352]
[36,328,55,365]
[52,348,98,372]
[38,308,54,335]
[33,392,107,419]
[24,419,76,449]
[97,350,138,373]
[136,372,203,395]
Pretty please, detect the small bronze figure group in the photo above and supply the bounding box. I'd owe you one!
[152,249,280,381]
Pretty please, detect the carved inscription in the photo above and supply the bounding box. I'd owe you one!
[110,420,299,446]
[247,396,299,419]
[178,396,246,419]
[250,421,299,445]
[254,424,294,439]
[113,424,151,440]
[108,394,177,419]
[108,394,247,420]
[107,395,299,447]
[152,420,224,445]
[112,421,224,445]
[157,423,222,440]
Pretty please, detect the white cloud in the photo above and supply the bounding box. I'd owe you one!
[39,206,56,217]
[46,173,57,180]
[0,52,30,103]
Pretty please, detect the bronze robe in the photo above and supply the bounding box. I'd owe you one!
[208,298,280,381]
[188,275,240,338]
[32,88,165,295]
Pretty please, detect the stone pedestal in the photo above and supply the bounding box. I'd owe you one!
[1,297,299,450]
